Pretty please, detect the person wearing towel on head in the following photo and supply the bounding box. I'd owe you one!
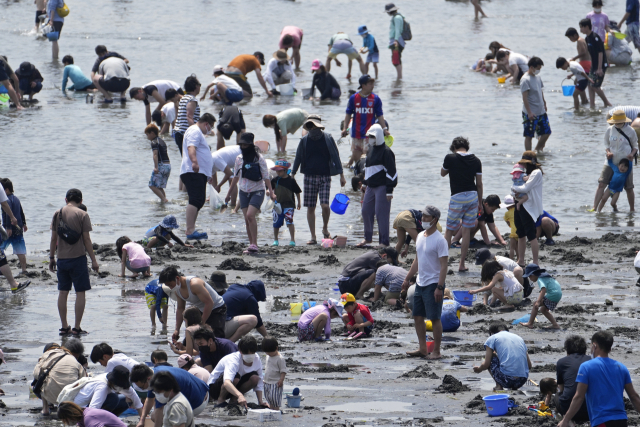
[159,266,228,340]
[356,123,397,248]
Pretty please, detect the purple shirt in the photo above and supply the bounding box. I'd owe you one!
[586,11,610,40]
[80,407,126,427]
[298,305,331,337]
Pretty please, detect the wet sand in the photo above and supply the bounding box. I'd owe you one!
[1,231,640,427]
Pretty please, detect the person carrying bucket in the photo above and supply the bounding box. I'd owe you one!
[556,57,594,111]
[356,123,397,247]
[292,115,346,245]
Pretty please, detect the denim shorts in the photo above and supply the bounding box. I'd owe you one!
[57,255,91,292]
[239,189,265,209]
[0,234,26,255]
[224,88,244,104]
[149,163,171,189]
[366,52,380,63]
[522,112,551,138]
[412,283,443,321]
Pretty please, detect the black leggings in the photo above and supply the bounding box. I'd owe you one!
[180,173,208,210]
[175,132,184,155]
[514,206,537,241]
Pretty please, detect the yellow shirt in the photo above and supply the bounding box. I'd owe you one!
[504,208,517,238]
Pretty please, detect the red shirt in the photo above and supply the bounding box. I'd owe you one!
[346,303,375,325]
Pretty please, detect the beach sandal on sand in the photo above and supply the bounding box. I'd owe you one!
[306,240,317,245]
[59,326,71,336]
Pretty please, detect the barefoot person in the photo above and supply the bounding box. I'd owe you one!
[512,151,544,266]
[519,263,562,329]
[402,206,448,360]
[473,322,531,391]
[279,26,303,69]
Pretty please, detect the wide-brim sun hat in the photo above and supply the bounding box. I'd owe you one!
[500,195,516,209]
[160,215,179,230]
[358,25,369,35]
[273,49,291,62]
[384,3,398,12]
[303,114,325,130]
[607,109,632,124]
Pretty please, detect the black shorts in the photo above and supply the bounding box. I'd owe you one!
[204,304,227,338]
[180,172,208,210]
[227,74,252,95]
[575,79,588,92]
[52,20,63,37]
[75,83,96,91]
[217,113,246,140]
[209,371,259,401]
[174,132,184,154]
[554,394,593,423]
[338,269,374,295]
[514,206,537,241]
[99,77,130,93]
[35,10,46,24]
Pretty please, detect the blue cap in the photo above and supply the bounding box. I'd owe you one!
[522,263,546,278]
[160,215,179,230]
[358,25,369,35]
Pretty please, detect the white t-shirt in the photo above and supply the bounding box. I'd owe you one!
[634,251,640,268]
[208,351,264,392]
[74,374,143,409]
[180,124,213,178]
[99,57,130,80]
[0,187,7,203]
[603,125,639,166]
[509,52,529,73]
[143,80,181,101]
[495,255,519,272]
[415,230,449,287]
[211,146,241,173]
[161,102,176,124]
[495,270,523,297]
[211,75,242,93]
[568,61,587,81]
[105,353,140,373]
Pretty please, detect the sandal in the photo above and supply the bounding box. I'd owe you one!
[450,241,462,248]
[71,327,88,335]
[355,240,371,248]
[247,244,259,253]
[59,326,71,336]
[322,230,331,239]
[306,240,317,245]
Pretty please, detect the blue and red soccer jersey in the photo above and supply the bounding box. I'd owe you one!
[346,92,384,139]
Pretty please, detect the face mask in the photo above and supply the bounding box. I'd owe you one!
[533,69,541,76]
[422,218,436,230]
[155,392,170,404]
[242,353,255,364]
[113,386,125,393]
[198,345,210,355]
[309,128,323,137]
[594,8,601,12]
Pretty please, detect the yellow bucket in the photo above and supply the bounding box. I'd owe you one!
[384,135,394,147]
[497,76,507,84]
[290,303,303,315]
[614,31,627,40]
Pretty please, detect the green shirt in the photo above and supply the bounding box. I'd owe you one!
[537,276,562,303]
[276,108,308,136]
[329,33,350,47]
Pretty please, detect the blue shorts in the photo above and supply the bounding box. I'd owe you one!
[489,356,527,389]
[366,52,379,63]
[0,234,26,255]
[522,112,551,138]
[57,255,91,292]
[225,88,244,104]
[273,207,294,228]
[412,283,443,321]
[149,163,171,189]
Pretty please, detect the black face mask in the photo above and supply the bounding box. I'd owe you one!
[241,145,256,162]
[309,128,323,138]
[198,345,210,355]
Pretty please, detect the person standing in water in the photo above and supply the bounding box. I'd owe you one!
[580,18,614,110]
[46,0,64,59]
[385,3,407,79]
[587,0,611,40]
[619,0,640,53]
[279,26,303,70]
[521,57,551,152]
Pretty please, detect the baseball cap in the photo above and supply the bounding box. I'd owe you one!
[340,293,356,305]
[253,51,265,65]
[358,74,374,89]
[474,248,493,265]
[177,354,192,368]
[271,159,291,171]
[212,65,224,75]
[311,59,322,71]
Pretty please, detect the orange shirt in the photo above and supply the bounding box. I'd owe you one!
[228,55,261,75]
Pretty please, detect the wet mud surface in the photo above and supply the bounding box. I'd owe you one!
[3,231,640,426]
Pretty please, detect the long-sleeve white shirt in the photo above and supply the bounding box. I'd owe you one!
[603,125,638,165]
[512,169,543,221]
[104,353,140,373]
[207,351,264,392]
[262,58,296,90]
[73,374,143,409]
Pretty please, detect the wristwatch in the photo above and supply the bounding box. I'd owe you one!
[436,285,445,291]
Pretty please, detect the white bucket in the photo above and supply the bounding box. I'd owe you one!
[301,88,312,98]
[278,84,294,96]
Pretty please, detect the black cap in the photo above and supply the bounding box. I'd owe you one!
[238,132,255,146]
[106,365,131,389]
[474,248,493,265]
[19,62,34,75]
[43,343,57,353]
[253,51,265,65]
[358,74,374,89]
[208,271,228,295]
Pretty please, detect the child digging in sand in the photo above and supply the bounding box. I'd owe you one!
[340,292,375,339]
[262,336,287,411]
[520,263,562,329]
[116,236,151,278]
[539,377,557,410]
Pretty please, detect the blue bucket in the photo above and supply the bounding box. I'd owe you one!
[453,290,476,306]
[330,193,350,215]
[483,394,513,416]
[47,31,59,41]
[285,394,301,408]
[561,79,575,96]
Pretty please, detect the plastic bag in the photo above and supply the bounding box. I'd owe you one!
[209,184,224,211]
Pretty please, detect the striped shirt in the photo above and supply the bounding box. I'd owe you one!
[608,106,640,121]
[175,95,200,135]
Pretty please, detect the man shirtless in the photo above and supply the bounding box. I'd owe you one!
[566,27,591,105]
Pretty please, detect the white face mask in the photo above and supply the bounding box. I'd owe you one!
[422,218,437,230]
[594,8,601,12]
[242,353,256,364]
[533,69,541,76]
[155,392,170,404]
[113,386,125,393]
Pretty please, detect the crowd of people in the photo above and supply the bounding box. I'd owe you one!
[3,1,640,426]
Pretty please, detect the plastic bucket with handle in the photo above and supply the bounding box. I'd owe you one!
[483,394,513,416]
[561,78,575,96]
[330,193,350,215]
[277,84,294,96]
[285,394,302,408]
[453,290,476,306]
[497,76,506,84]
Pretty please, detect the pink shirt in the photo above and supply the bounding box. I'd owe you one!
[298,305,331,337]
[234,153,269,193]
[586,11,610,40]
[80,407,126,427]
[279,26,303,48]
[123,242,151,269]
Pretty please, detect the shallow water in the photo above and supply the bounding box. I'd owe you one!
[2,0,639,252]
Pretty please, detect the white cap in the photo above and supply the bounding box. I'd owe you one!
[212,65,224,75]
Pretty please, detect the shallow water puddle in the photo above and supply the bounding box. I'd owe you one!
[323,400,414,413]
[301,384,375,391]
[444,416,467,421]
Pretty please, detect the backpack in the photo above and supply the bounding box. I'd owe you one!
[398,14,412,41]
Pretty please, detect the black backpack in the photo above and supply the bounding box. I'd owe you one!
[398,14,412,41]
[56,208,82,245]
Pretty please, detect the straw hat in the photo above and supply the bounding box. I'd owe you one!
[518,151,541,167]
[607,109,632,124]
[273,49,291,62]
